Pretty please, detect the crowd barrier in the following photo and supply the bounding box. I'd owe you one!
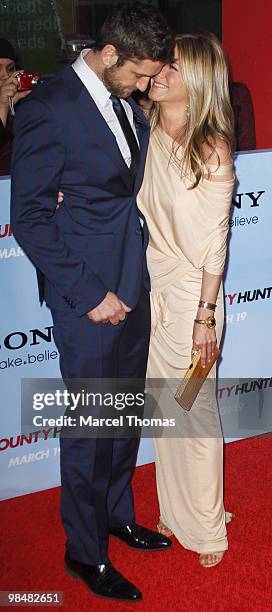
[1,149,272,500]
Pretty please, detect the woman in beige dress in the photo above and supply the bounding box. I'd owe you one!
[138,34,235,568]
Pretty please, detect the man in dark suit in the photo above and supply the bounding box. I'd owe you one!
[11,2,174,603]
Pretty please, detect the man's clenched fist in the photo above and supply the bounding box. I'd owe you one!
[87,291,132,325]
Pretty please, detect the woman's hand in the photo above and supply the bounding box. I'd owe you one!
[0,73,31,108]
[0,73,31,127]
[192,321,217,368]
[57,191,64,208]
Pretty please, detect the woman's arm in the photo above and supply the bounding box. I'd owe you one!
[193,139,234,367]
[193,270,221,367]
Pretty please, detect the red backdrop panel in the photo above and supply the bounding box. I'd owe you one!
[223,1,272,149]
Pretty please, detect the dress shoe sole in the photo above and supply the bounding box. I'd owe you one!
[65,565,142,602]
[109,533,172,551]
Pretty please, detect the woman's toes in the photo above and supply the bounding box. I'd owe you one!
[199,552,225,567]
[157,520,173,537]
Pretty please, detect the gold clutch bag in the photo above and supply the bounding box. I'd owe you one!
[174,346,220,411]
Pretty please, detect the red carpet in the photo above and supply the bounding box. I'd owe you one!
[1,436,272,611]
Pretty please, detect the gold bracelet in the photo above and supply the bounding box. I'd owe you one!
[198,300,217,311]
[194,315,216,329]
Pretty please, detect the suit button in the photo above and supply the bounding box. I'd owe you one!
[135,229,142,235]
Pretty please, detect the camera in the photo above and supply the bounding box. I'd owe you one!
[16,71,41,91]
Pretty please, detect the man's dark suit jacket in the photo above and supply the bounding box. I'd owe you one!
[11,64,151,317]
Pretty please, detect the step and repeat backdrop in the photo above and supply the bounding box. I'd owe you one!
[1,149,272,500]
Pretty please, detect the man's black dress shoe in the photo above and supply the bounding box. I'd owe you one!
[65,552,142,601]
[109,523,172,550]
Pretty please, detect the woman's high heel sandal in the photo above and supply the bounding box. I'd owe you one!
[199,513,233,567]
[157,519,173,537]
[157,511,234,559]
[199,551,225,568]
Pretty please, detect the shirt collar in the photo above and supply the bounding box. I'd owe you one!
[72,48,111,108]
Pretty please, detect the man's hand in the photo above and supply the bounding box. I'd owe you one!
[87,291,132,325]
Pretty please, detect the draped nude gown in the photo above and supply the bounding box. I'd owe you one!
[138,126,234,553]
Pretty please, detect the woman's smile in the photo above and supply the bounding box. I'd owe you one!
[152,80,168,90]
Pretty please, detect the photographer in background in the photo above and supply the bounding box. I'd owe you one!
[0,39,31,176]
[230,81,256,151]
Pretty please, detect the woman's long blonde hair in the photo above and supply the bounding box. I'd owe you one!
[151,33,235,189]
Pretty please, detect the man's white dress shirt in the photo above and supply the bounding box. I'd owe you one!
[72,49,139,169]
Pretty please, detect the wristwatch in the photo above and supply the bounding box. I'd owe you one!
[194,315,216,329]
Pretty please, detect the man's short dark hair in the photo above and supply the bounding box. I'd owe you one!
[93,1,174,66]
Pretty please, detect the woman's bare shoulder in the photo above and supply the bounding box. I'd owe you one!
[202,138,232,166]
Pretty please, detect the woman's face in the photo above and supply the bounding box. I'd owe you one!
[0,58,16,86]
[148,45,188,105]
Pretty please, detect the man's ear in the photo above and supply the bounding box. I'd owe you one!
[101,44,118,68]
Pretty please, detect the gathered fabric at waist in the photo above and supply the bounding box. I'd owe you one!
[147,246,203,292]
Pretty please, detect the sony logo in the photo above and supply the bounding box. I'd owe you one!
[232,190,265,209]
[0,326,53,351]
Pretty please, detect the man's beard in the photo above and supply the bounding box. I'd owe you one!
[102,66,132,99]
